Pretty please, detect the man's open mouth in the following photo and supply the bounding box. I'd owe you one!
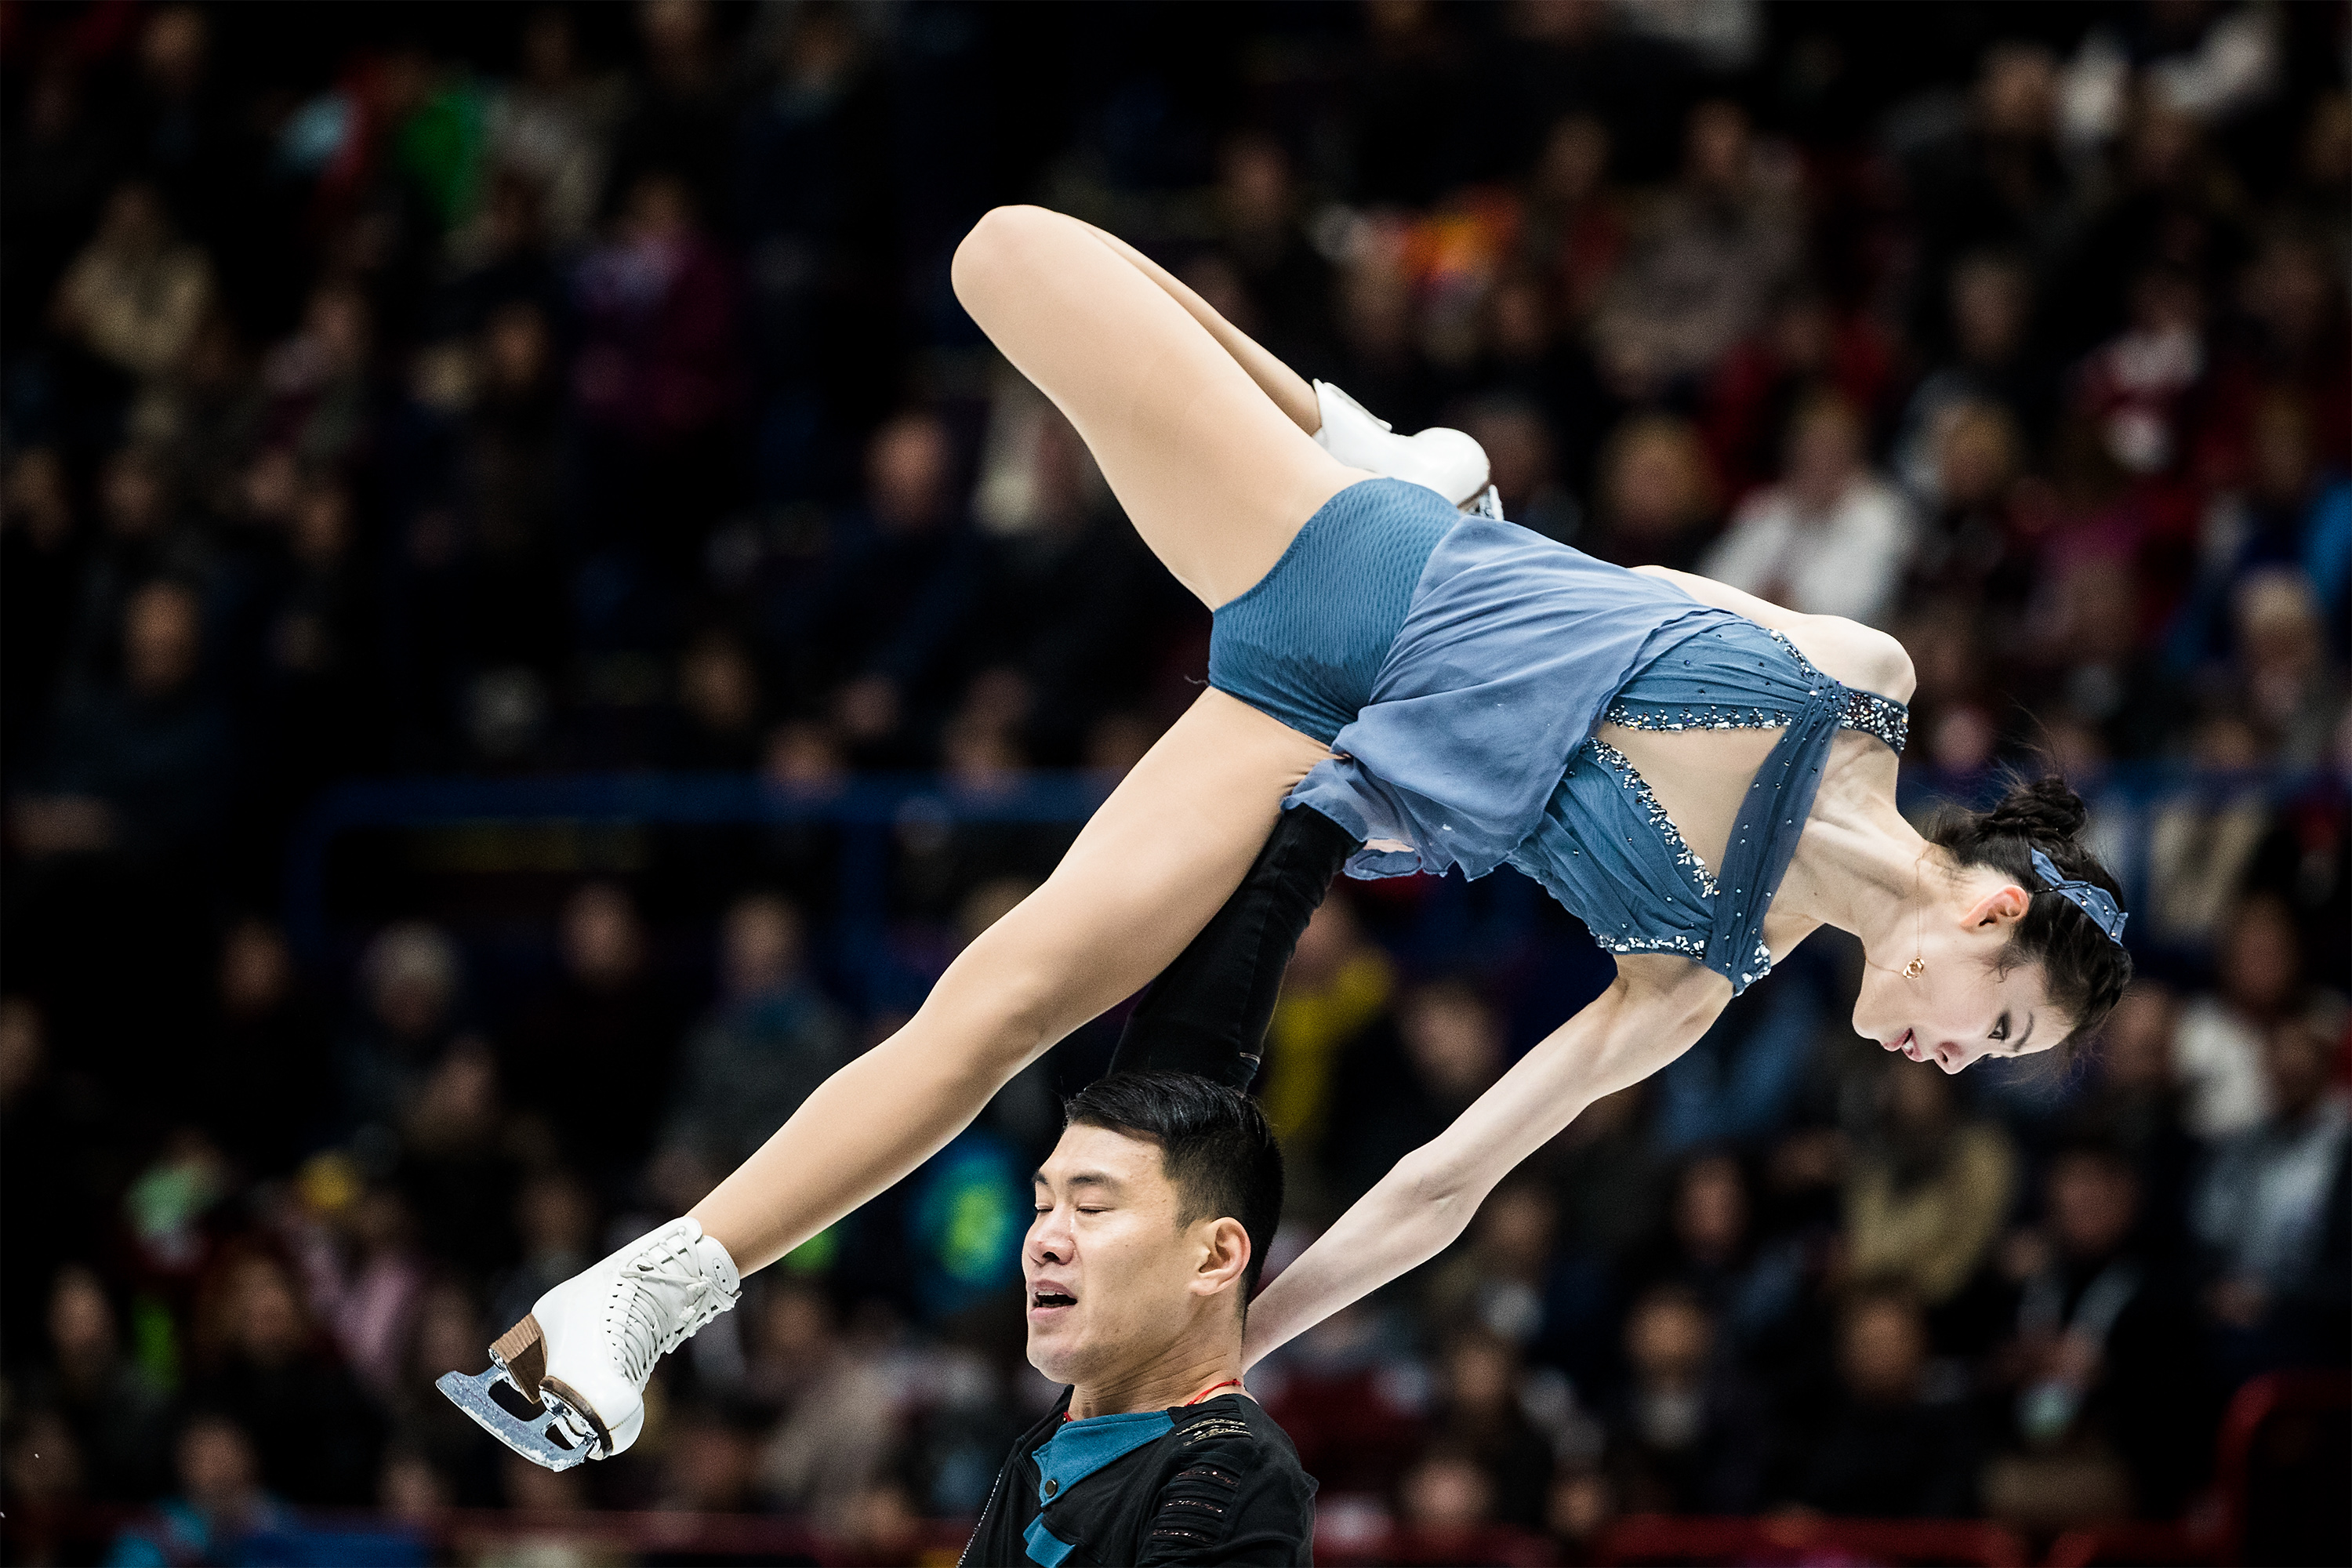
[1031,1288,1076,1310]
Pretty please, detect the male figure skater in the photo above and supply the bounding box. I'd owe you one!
[961,1072,1315,1566]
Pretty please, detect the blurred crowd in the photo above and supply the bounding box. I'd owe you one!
[1,1,2347,1562]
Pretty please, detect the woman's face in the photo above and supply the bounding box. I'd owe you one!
[1850,873,2067,1073]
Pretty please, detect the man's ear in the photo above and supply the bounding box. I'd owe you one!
[1191,1217,1251,1301]
[1963,883,2030,931]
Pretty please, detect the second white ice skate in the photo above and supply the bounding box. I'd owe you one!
[437,1215,740,1470]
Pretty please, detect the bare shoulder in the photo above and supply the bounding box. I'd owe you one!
[1780,615,1915,703]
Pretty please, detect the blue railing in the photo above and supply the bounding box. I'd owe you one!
[286,764,2347,992]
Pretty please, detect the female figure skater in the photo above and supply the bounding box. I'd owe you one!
[441,206,2132,1470]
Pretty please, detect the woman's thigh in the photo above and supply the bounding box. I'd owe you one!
[920,688,1334,1054]
[952,205,1366,608]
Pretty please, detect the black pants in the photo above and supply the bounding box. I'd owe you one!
[1106,804,1361,1091]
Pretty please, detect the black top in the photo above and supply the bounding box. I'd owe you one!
[959,1390,1316,1567]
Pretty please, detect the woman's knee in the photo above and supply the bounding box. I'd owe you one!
[950,204,1067,313]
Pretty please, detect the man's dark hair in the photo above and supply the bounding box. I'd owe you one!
[1063,1071,1284,1300]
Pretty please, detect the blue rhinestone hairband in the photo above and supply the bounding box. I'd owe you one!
[2029,848,2128,946]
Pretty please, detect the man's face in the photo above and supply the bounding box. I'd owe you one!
[1025,1124,1228,1386]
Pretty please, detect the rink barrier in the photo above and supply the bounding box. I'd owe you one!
[285,763,2347,981]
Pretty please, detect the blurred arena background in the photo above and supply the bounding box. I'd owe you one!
[1,1,2347,1564]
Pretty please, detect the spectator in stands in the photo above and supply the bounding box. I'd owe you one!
[27,577,228,859]
[1894,251,2056,505]
[571,167,742,577]
[967,399,1163,765]
[2,448,82,749]
[481,8,620,250]
[259,282,377,476]
[662,1400,766,1516]
[285,1181,428,1401]
[1581,412,1719,572]
[2225,568,2344,767]
[1843,1060,2018,1351]
[339,921,465,1133]
[1982,1145,2204,1523]
[486,1170,597,1343]
[1701,393,1916,626]
[657,893,851,1190]
[1459,394,1579,543]
[2173,894,2310,1141]
[64,445,209,695]
[1907,399,2027,606]
[106,1414,293,1568]
[1628,1154,1807,1362]
[2062,982,2201,1261]
[513,881,685,1188]
[50,180,214,394]
[2072,262,2210,482]
[1899,43,2067,353]
[30,1267,174,1503]
[1422,1327,1553,1530]
[1602,1283,1767,1515]
[396,1042,524,1280]
[1592,100,1802,397]
[608,0,739,235]
[1702,280,1896,506]
[1788,1282,1978,1517]
[748,1282,902,1523]
[803,412,985,763]
[1397,1445,1496,1547]
[1213,133,1337,372]
[1425,1181,1578,1365]
[188,1250,383,1505]
[1254,891,1397,1202]
[2192,1014,2352,1377]
[201,918,333,1179]
[1326,978,1504,1210]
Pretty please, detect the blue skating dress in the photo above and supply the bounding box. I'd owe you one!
[1207,479,1910,996]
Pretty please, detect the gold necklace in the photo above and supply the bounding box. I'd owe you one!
[1866,851,1930,980]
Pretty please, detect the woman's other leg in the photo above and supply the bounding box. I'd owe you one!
[1073,220,1322,437]
[692,689,1329,1272]
[950,204,1366,608]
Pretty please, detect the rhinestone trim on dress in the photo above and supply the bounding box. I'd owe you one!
[1603,627,1910,755]
[1588,739,1719,898]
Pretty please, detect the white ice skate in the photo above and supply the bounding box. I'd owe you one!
[1311,379,1491,508]
[437,1216,739,1470]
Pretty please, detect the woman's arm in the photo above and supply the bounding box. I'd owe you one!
[1632,565,1916,702]
[1241,958,1726,1367]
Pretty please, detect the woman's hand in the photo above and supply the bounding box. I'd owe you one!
[1241,957,1726,1367]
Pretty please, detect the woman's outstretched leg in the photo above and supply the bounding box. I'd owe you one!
[692,689,1328,1272]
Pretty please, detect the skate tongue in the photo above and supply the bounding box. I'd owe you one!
[437,1367,597,1471]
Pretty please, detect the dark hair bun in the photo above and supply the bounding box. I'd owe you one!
[1979,776,2089,846]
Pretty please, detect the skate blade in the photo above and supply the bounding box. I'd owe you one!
[436,1366,594,1471]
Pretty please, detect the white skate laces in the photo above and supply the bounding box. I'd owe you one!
[437,1215,740,1470]
[1311,379,1492,508]
[607,1220,740,1386]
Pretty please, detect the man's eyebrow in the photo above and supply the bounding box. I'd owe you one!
[1032,1171,1124,1193]
[2016,1011,2037,1052]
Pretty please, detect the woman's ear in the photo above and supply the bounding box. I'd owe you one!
[1964,883,2031,931]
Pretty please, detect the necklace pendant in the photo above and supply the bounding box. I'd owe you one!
[1902,956,1926,979]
